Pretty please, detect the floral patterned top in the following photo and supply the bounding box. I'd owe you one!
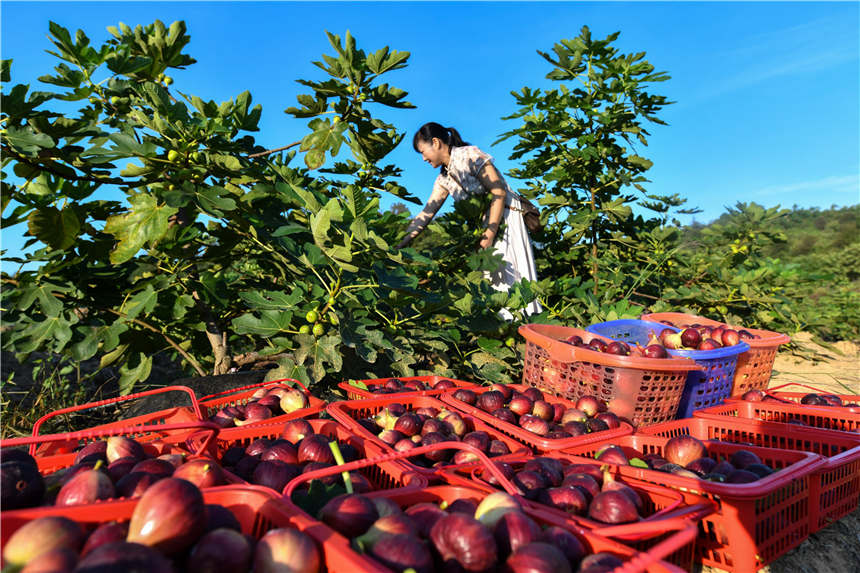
[434,145,508,201]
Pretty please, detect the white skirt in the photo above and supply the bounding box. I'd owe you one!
[486,193,543,319]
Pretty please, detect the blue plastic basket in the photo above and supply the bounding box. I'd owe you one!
[585,319,749,418]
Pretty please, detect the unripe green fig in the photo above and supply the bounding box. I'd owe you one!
[167,150,181,162]
[312,323,325,337]
[305,310,319,323]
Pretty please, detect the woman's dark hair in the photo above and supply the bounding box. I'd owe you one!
[412,122,468,152]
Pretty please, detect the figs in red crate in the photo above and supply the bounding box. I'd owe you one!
[126,477,207,555]
[430,512,498,572]
[2,516,85,569]
[319,493,379,538]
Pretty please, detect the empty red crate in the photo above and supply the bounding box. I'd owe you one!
[28,386,205,457]
[639,415,860,534]
[440,383,633,451]
[326,395,531,472]
[641,312,790,396]
[0,484,384,573]
[559,433,823,572]
[337,375,476,399]
[518,324,703,427]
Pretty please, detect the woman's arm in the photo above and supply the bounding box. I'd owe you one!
[396,179,450,249]
[476,163,508,249]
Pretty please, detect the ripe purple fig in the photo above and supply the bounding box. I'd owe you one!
[680,328,701,349]
[741,389,766,402]
[394,438,417,452]
[253,527,321,573]
[55,466,115,506]
[394,412,423,437]
[369,533,433,573]
[378,429,406,446]
[81,521,129,557]
[563,463,604,483]
[586,418,610,433]
[601,470,643,511]
[415,406,440,418]
[116,471,162,498]
[433,379,456,390]
[73,441,107,465]
[541,527,586,565]
[491,383,514,400]
[721,329,740,347]
[105,436,146,464]
[463,430,491,452]
[130,458,175,479]
[373,497,404,518]
[726,469,760,483]
[698,339,722,350]
[489,440,512,456]
[595,445,629,465]
[562,473,600,501]
[580,552,624,573]
[2,516,85,568]
[74,541,174,573]
[127,477,207,555]
[233,456,260,481]
[204,504,242,532]
[575,395,601,417]
[562,421,588,436]
[551,403,565,423]
[438,411,467,437]
[298,434,334,464]
[173,458,227,489]
[477,390,506,413]
[319,493,379,538]
[642,344,669,358]
[235,403,273,426]
[532,400,554,421]
[261,441,299,464]
[453,389,478,405]
[587,338,608,352]
[256,394,283,413]
[605,341,631,356]
[522,387,543,402]
[245,438,274,458]
[588,490,640,524]
[594,412,621,429]
[685,457,717,475]
[519,414,549,436]
[711,460,736,476]
[515,470,548,498]
[1,460,45,509]
[405,502,447,538]
[664,435,708,467]
[355,514,419,551]
[504,542,572,573]
[187,528,253,573]
[430,513,497,572]
[660,329,683,350]
[448,498,479,515]
[493,408,518,424]
[524,457,564,486]
[105,457,137,483]
[253,460,301,492]
[494,510,542,559]
[729,449,762,469]
[281,419,314,443]
[537,486,589,516]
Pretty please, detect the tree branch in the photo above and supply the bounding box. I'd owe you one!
[1,145,148,188]
[248,140,302,159]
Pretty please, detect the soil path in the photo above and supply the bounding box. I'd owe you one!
[701,333,859,573]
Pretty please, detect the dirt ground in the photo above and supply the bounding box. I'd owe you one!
[701,332,860,573]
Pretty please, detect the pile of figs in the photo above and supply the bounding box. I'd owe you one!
[216,419,373,494]
[475,456,646,525]
[2,478,321,573]
[313,490,634,573]
[355,402,516,467]
[741,389,858,408]
[354,377,461,395]
[449,386,624,439]
[1,437,232,510]
[593,435,780,483]
[207,382,312,428]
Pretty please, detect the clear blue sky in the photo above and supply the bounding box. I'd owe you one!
[2,1,858,266]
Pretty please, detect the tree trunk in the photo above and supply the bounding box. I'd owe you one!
[192,290,231,375]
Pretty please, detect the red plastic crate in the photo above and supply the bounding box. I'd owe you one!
[725,382,860,414]
[639,415,860,534]
[518,324,703,427]
[169,417,428,493]
[337,375,477,399]
[326,395,532,473]
[197,377,326,426]
[438,455,714,571]
[282,443,696,573]
[2,421,219,476]
[559,433,824,572]
[694,401,860,434]
[0,484,383,573]
[28,385,205,457]
[641,312,791,396]
[440,383,634,452]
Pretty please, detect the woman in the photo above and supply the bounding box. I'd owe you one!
[397,122,542,317]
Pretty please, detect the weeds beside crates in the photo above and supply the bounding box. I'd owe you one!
[641,312,790,396]
[518,324,702,428]
[586,319,749,417]
[559,433,824,573]
[638,415,860,534]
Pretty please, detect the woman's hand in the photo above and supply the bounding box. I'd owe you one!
[479,233,494,250]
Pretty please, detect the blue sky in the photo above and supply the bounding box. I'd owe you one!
[2,1,858,265]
